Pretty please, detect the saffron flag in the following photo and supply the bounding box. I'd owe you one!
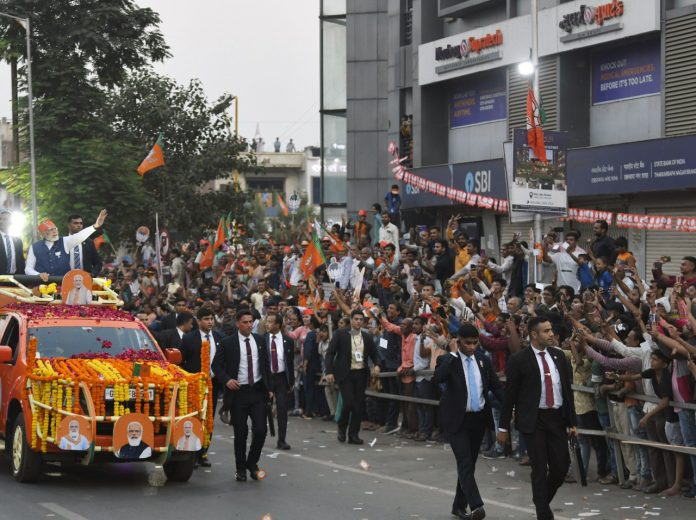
[93,231,111,251]
[526,87,547,163]
[199,245,214,270]
[299,235,326,280]
[137,133,165,175]
[276,193,289,217]
[214,217,226,250]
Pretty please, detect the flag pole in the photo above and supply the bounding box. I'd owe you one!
[531,0,542,284]
[155,212,164,286]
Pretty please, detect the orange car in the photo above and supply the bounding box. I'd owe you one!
[0,278,212,483]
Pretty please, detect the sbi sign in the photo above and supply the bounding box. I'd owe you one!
[464,169,492,194]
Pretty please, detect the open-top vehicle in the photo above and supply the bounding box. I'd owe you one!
[0,273,212,483]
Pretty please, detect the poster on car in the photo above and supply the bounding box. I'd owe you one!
[509,129,568,216]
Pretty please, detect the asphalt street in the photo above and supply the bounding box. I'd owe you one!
[0,415,693,520]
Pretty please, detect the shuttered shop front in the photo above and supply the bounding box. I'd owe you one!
[645,206,696,279]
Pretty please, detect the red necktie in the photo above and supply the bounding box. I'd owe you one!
[271,335,279,373]
[538,351,554,408]
[245,337,255,384]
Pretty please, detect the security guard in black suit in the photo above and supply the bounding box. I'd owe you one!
[433,323,503,520]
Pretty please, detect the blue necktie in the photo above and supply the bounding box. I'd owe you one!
[73,246,81,270]
[466,357,480,412]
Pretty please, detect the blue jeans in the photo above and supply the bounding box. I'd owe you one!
[627,405,652,480]
[598,412,617,477]
[677,409,696,488]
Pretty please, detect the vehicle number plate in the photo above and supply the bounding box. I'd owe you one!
[104,387,154,401]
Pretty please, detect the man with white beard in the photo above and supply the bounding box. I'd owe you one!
[26,209,108,281]
[176,421,202,451]
[65,273,93,305]
[117,421,152,459]
[58,420,90,450]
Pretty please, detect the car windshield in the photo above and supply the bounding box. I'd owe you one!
[28,326,161,359]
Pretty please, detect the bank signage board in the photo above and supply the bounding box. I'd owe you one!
[402,159,506,208]
[591,40,661,104]
[567,135,696,197]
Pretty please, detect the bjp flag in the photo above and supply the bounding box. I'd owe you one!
[276,193,289,217]
[137,133,165,176]
[213,218,226,250]
[299,237,326,280]
[526,87,547,163]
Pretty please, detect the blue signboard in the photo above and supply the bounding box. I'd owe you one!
[401,164,453,209]
[450,73,507,128]
[452,159,507,199]
[402,159,506,208]
[592,41,661,105]
[567,135,696,196]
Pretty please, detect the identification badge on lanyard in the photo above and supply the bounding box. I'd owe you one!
[354,350,363,362]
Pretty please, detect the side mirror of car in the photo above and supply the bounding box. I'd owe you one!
[0,345,13,363]
[165,348,182,365]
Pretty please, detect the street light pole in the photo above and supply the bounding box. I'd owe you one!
[24,17,38,241]
[1,12,38,241]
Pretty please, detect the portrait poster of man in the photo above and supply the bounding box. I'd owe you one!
[57,416,92,451]
[113,413,154,460]
[62,269,94,305]
[173,418,203,452]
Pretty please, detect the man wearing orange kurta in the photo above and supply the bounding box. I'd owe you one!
[379,312,418,437]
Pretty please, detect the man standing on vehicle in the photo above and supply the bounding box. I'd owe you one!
[26,209,108,281]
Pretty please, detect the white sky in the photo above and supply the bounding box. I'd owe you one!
[0,0,320,149]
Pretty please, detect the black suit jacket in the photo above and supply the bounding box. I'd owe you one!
[433,350,504,434]
[158,328,184,349]
[180,330,224,374]
[212,332,271,407]
[79,235,102,277]
[0,235,25,275]
[265,332,295,389]
[500,346,577,434]
[325,329,380,383]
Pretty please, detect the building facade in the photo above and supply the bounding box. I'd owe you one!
[346,0,696,278]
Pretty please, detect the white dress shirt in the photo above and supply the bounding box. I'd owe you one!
[531,346,563,409]
[25,225,97,275]
[268,331,285,374]
[1,231,17,274]
[200,330,217,377]
[237,332,260,385]
[459,353,485,412]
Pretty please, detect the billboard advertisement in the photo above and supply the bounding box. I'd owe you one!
[450,73,507,127]
[592,40,661,104]
[510,129,568,215]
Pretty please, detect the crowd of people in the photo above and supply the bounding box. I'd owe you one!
[2,200,696,514]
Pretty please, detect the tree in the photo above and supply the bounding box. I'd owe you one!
[0,0,169,243]
[105,70,260,237]
[0,0,169,148]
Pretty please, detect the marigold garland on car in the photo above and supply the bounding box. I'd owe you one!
[25,339,213,453]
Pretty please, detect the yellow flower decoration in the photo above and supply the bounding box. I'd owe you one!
[39,283,58,296]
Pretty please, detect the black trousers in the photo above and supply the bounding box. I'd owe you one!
[338,369,368,437]
[522,409,570,520]
[449,413,486,513]
[231,384,267,472]
[271,373,290,443]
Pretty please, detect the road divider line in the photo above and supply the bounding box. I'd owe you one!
[216,437,571,520]
[40,502,90,520]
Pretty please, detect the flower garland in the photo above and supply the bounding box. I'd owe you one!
[27,356,212,452]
